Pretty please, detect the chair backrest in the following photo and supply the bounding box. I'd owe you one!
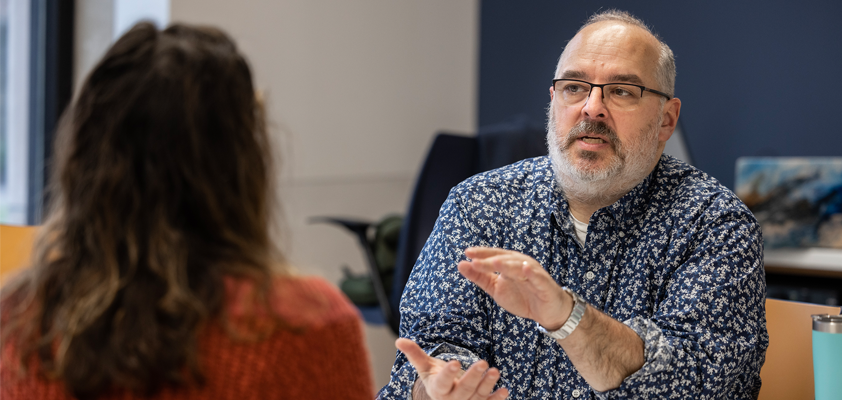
[389,122,548,330]
[473,115,547,172]
[0,224,39,285]
[388,134,478,330]
[760,298,842,400]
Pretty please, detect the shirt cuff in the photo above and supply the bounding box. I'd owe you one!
[417,343,482,398]
[625,317,674,379]
[594,317,674,399]
[428,342,483,368]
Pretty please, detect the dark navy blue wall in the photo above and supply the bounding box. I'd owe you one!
[479,1,842,189]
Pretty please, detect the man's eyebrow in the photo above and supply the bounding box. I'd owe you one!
[559,70,587,80]
[607,74,644,85]
[559,71,646,85]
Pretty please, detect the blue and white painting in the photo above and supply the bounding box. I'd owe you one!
[735,157,842,249]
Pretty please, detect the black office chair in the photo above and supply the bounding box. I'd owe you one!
[315,117,547,334]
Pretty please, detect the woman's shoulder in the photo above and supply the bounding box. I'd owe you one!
[271,275,358,325]
[224,274,359,330]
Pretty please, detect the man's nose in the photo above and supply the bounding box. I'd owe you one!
[582,87,608,119]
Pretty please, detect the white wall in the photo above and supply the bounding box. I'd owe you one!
[76,0,479,391]
[74,0,113,90]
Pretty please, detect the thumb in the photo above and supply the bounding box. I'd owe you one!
[396,338,435,375]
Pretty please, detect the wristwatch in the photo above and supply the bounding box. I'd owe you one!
[536,286,587,340]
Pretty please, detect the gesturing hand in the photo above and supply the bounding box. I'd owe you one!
[395,338,509,400]
[457,247,571,331]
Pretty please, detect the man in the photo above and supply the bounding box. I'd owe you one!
[379,9,767,400]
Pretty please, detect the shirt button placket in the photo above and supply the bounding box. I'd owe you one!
[572,388,581,398]
[585,271,595,280]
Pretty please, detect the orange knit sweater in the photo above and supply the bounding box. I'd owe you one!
[0,276,374,399]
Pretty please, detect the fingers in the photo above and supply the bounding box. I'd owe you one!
[396,338,509,399]
[396,338,436,376]
[425,360,466,398]
[470,365,502,399]
[463,365,509,400]
[458,249,549,297]
[397,338,468,398]
[449,360,488,398]
[457,261,497,291]
[464,246,512,259]
[466,253,536,280]
[432,360,508,400]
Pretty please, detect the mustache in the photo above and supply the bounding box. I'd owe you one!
[562,120,621,150]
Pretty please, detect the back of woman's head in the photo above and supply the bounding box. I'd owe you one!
[67,22,273,260]
[1,22,280,398]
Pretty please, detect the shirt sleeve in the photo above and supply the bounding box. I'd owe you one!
[596,195,768,399]
[377,189,498,399]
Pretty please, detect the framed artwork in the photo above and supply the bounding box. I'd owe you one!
[735,157,842,249]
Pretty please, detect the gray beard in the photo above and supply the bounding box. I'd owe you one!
[546,111,662,205]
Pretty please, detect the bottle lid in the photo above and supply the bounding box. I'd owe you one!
[812,314,842,333]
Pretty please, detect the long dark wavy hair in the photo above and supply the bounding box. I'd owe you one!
[0,22,284,398]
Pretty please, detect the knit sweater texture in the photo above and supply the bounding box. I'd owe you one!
[1,275,374,399]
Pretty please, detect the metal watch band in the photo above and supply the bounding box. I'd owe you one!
[536,287,587,340]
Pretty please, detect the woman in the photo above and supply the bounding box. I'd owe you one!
[0,22,373,399]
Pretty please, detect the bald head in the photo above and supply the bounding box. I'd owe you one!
[555,10,675,97]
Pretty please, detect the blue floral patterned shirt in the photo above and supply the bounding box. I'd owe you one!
[378,155,768,400]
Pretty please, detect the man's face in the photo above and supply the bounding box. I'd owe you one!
[547,22,679,200]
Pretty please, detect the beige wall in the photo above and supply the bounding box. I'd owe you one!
[77,0,479,391]
[171,0,478,181]
[74,0,113,90]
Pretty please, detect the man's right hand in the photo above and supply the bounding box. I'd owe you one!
[395,338,509,400]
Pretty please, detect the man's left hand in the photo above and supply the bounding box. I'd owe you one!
[458,247,571,331]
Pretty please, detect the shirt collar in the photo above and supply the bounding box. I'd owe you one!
[550,171,577,239]
[604,159,659,224]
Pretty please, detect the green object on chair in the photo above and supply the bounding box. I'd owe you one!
[338,215,402,307]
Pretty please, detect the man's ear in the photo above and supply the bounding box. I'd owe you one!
[549,86,555,100]
[658,97,681,142]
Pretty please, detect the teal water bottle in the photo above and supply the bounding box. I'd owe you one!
[812,314,842,400]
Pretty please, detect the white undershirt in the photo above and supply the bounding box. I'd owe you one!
[570,214,589,246]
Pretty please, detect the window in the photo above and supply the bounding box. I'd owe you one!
[0,0,73,225]
[2,0,167,225]
[0,0,31,224]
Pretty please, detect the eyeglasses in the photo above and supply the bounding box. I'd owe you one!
[552,79,671,111]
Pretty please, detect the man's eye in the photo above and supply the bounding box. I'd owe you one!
[611,86,634,97]
[564,84,588,94]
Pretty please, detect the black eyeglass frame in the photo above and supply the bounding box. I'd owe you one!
[552,78,672,101]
